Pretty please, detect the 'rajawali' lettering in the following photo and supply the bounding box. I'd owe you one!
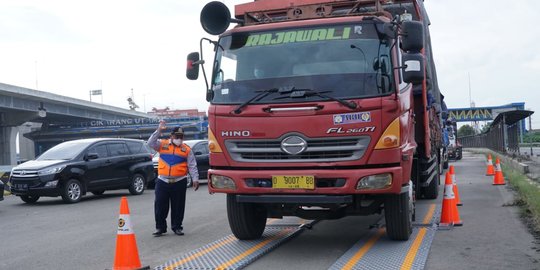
[245,27,351,47]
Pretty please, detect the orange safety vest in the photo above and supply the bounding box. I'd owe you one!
[157,140,191,177]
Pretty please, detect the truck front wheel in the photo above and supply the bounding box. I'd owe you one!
[227,194,267,240]
[385,190,413,241]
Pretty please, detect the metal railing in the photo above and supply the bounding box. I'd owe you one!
[460,110,533,155]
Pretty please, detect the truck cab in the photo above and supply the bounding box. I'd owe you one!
[187,0,442,241]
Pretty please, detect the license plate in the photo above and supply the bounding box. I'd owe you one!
[272,175,315,189]
[15,184,28,190]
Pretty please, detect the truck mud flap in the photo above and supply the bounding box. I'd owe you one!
[419,155,438,187]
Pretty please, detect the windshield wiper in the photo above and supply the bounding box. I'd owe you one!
[273,88,358,109]
[232,86,295,114]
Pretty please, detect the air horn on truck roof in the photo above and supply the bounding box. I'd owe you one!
[201,1,243,35]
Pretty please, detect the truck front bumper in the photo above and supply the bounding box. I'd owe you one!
[208,165,406,195]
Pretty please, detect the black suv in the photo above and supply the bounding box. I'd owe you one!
[9,138,154,204]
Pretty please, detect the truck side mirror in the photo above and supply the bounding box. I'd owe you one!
[401,21,424,52]
[402,53,424,84]
[186,52,201,80]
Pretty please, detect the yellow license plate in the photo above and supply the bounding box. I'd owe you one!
[272,175,315,189]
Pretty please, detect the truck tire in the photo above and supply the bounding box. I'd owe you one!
[422,174,439,199]
[227,194,267,240]
[385,191,413,241]
[422,160,440,199]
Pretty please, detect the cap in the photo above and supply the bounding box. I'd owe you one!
[171,127,184,135]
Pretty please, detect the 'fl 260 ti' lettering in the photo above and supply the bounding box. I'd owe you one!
[326,126,376,134]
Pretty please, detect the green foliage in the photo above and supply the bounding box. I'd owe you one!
[524,131,540,143]
[480,122,492,133]
[458,124,476,137]
[502,163,540,232]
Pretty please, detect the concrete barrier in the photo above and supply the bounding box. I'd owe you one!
[465,148,538,180]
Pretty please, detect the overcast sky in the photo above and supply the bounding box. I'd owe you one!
[0,0,538,128]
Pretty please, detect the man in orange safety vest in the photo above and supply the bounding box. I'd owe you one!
[147,120,199,236]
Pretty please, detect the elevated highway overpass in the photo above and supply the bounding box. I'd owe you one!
[0,82,150,165]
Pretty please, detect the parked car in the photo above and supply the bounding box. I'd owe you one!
[148,139,209,188]
[9,138,155,204]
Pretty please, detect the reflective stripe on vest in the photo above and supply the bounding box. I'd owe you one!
[157,141,190,177]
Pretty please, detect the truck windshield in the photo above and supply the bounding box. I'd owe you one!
[211,23,393,105]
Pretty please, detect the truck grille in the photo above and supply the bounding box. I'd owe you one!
[225,135,370,163]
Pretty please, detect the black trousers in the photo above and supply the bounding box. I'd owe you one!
[154,179,187,231]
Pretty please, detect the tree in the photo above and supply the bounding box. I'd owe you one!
[479,122,492,133]
[458,124,476,137]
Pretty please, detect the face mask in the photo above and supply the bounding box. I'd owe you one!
[172,139,182,145]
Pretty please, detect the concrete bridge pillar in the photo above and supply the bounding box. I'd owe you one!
[18,124,37,161]
[0,126,18,165]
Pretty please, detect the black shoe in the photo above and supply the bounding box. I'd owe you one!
[173,228,184,236]
[152,229,166,236]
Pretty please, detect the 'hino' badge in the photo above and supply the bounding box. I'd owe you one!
[281,136,307,155]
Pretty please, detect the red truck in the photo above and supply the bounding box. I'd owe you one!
[187,0,443,241]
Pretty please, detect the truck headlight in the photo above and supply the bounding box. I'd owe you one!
[211,175,236,190]
[38,166,65,176]
[356,173,392,190]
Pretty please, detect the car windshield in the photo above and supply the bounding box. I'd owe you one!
[36,140,91,160]
[211,23,393,105]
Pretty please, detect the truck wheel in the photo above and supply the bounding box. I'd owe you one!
[227,194,267,240]
[20,195,40,204]
[385,191,413,241]
[129,173,146,195]
[61,179,82,203]
[422,174,439,199]
[422,159,440,200]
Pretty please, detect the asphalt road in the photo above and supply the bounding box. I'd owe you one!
[1,152,539,269]
[426,152,539,269]
[0,185,384,269]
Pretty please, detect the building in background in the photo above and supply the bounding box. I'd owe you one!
[148,107,206,118]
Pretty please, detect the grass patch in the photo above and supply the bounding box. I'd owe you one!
[501,162,540,235]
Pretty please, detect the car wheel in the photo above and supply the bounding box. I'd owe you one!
[129,173,146,195]
[91,190,105,195]
[61,179,82,204]
[20,195,40,204]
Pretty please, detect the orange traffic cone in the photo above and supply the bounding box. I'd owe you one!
[492,158,505,185]
[440,172,463,227]
[449,165,462,206]
[486,154,495,176]
[113,197,146,270]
